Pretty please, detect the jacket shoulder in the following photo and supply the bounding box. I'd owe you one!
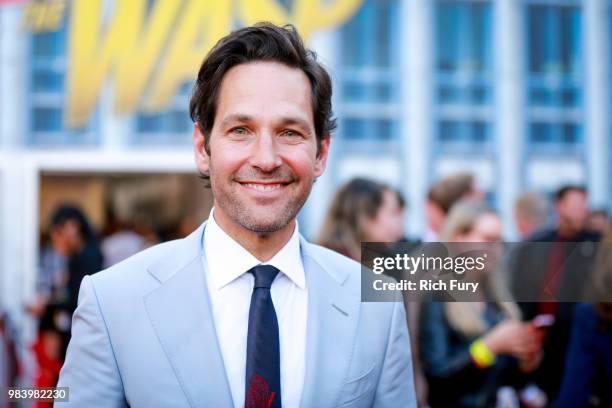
[302,242,362,273]
[302,241,399,288]
[89,239,182,295]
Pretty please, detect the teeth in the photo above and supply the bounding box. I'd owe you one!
[243,183,284,192]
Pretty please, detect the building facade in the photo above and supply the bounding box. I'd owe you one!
[1,0,610,331]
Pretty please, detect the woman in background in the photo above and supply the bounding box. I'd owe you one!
[555,221,612,408]
[317,177,405,260]
[419,201,542,408]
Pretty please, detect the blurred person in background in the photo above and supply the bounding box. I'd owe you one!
[530,185,597,243]
[514,192,550,240]
[26,235,68,396]
[411,173,483,404]
[555,222,612,408]
[1,309,19,395]
[47,205,104,327]
[28,205,103,393]
[424,173,483,242]
[586,209,609,235]
[101,208,147,268]
[420,202,542,408]
[511,185,601,403]
[317,177,406,261]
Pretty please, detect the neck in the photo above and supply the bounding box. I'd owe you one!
[213,208,296,262]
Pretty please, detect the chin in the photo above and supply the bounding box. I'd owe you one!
[232,208,294,235]
[242,219,289,235]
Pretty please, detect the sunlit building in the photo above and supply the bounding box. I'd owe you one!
[1,0,610,324]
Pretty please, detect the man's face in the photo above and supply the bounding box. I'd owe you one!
[194,61,329,235]
[556,190,588,232]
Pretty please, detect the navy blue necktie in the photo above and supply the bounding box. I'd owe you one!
[245,265,282,408]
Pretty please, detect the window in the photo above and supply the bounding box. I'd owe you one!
[32,108,62,132]
[337,0,400,142]
[131,105,192,146]
[340,118,399,140]
[28,15,98,146]
[526,1,583,153]
[434,0,494,152]
[131,81,192,146]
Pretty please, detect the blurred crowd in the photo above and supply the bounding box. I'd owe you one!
[1,173,610,408]
[317,174,610,408]
[0,205,197,407]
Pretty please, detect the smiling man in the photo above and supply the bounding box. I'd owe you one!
[56,23,416,408]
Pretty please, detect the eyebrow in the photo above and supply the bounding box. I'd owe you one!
[278,117,313,134]
[219,114,254,130]
[218,113,313,134]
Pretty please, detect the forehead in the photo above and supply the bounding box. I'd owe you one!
[381,189,399,206]
[215,61,314,125]
[560,190,587,204]
[475,213,501,230]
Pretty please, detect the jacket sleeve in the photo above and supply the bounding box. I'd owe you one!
[372,294,418,407]
[55,275,127,407]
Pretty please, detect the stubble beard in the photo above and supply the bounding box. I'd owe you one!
[211,175,313,236]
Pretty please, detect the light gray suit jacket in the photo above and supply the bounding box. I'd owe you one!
[56,222,416,407]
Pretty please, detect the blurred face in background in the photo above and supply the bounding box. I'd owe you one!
[556,190,588,235]
[362,189,405,242]
[464,182,485,203]
[50,219,83,256]
[194,62,329,235]
[455,212,502,279]
[470,213,503,243]
[586,211,608,235]
[453,212,502,243]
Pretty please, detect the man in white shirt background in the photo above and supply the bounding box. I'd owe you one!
[57,22,416,407]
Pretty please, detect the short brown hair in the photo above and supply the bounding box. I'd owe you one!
[427,173,475,214]
[515,192,548,225]
[555,185,586,202]
[189,22,336,156]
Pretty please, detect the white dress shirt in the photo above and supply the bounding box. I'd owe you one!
[203,208,307,408]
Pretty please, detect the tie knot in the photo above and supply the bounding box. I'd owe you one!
[250,265,279,289]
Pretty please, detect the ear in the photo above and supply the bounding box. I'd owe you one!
[314,136,331,177]
[193,123,210,173]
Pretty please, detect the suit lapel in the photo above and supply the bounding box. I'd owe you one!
[144,223,234,408]
[300,240,361,408]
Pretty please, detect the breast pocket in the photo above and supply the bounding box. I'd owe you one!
[336,364,376,407]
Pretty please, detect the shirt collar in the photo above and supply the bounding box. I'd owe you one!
[204,207,305,290]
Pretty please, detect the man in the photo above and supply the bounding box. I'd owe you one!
[514,191,549,240]
[56,23,415,407]
[510,185,600,402]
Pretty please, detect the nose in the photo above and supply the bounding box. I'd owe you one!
[249,132,282,172]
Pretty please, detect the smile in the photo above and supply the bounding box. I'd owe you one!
[239,182,289,192]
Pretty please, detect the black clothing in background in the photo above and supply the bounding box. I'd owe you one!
[66,240,103,313]
[45,240,103,360]
[419,301,523,408]
[510,228,601,403]
[555,303,612,408]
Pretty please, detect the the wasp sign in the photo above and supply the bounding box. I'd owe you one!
[16,0,363,128]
